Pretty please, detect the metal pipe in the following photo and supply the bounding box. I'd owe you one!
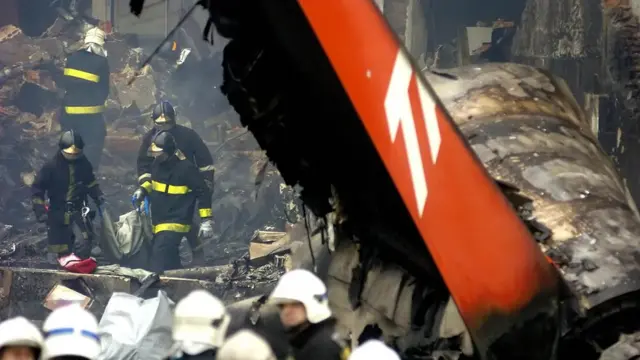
[110,0,115,30]
[164,0,169,36]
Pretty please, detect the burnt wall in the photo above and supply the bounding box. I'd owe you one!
[381,0,429,65]
[509,0,640,208]
[511,0,604,104]
[599,4,640,208]
[428,0,527,52]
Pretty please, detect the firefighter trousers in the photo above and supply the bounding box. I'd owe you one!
[60,112,107,171]
[47,220,75,256]
[47,211,92,256]
[150,230,185,274]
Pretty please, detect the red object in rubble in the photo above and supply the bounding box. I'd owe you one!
[99,21,113,34]
[63,258,97,274]
[58,254,97,274]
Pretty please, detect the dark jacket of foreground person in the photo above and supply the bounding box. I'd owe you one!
[288,318,348,360]
[137,125,215,194]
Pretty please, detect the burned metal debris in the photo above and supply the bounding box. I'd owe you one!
[0,14,300,270]
[0,228,297,322]
[426,62,640,358]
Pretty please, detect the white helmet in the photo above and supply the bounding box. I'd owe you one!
[0,316,43,353]
[217,330,276,360]
[41,304,100,360]
[269,269,332,324]
[84,27,106,47]
[173,290,230,354]
[349,340,399,360]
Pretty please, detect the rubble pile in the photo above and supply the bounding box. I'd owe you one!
[0,24,63,225]
[0,20,156,225]
[0,228,304,320]
[0,17,299,267]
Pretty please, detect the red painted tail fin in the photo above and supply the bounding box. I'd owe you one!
[297,1,562,358]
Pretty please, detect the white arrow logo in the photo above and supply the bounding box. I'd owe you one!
[384,51,441,217]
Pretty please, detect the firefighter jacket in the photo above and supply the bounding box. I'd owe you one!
[137,125,215,194]
[288,318,349,360]
[31,153,103,224]
[146,153,212,234]
[62,50,110,115]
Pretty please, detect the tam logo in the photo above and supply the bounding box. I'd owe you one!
[384,51,442,217]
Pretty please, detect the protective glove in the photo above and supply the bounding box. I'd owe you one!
[143,197,150,216]
[94,195,105,207]
[131,188,147,211]
[33,205,47,223]
[94,195,106,216]
[198,219,214,240]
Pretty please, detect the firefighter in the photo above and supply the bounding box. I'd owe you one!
[268,269,350,360]
[41,304,101,360]
[132,130,214,273]
[32,131,103,271]
[60,26,110,171]
[348,340,399,360]
[136,100,215,264]
[157,35,194,70]
[168,290,230,359]
[0,317,43,360]
[217,330,276,360]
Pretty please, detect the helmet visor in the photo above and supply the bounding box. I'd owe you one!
[154,114,168,124]
[154,114,175,131]
[148,142,164,158]
[61,145,82,160]
[62,144,81,155]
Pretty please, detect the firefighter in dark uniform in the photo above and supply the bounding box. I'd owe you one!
[60,27,110,171]
[131,131,214,273]
[31,131,105,268]
[268,269,350,360]
[136,101,214,263]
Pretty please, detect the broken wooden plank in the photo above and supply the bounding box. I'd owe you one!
[155,275,224,302]
[0,267,131,321]
[43,284,91,310]
[164,265,232,281]
[0,267,224,321]
[249,231,290,266]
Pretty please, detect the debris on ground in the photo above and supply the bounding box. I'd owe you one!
[0,16,301,268]
[248,230,290,266]
[0,239,292,321]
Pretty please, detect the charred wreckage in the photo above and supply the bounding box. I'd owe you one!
[0,0,620,359]
[126,0,640,360]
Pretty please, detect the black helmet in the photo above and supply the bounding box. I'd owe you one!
[152,101,176,130]
[149,130,176,162]
[59,130,84,160]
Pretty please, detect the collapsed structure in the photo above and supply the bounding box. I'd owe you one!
[0,7,305,324]
[5,1,640,359]
[0,14,299,268]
